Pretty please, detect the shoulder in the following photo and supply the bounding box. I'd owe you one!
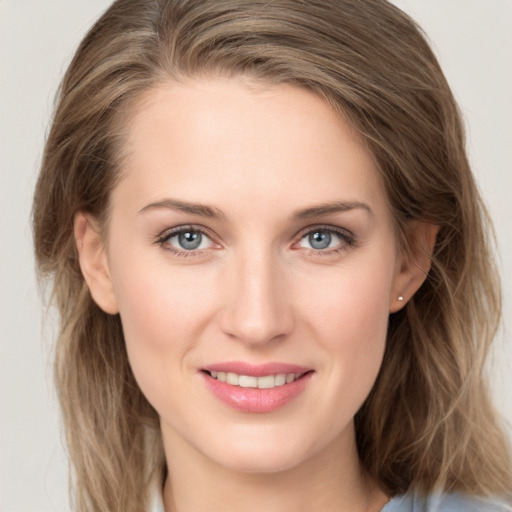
[382,491,512,512]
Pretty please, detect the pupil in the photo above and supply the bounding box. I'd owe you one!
[309,231,331,250]
[179,231,202,250]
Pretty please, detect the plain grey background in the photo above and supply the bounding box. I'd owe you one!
[1,1,511,511]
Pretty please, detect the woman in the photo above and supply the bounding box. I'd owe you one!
[32,0,512,511]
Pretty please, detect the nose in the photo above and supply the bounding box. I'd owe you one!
[219,250,294,346]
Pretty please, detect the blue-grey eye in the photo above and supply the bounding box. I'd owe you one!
[299,229,347,251]
[168,229,211,251]
[309,231,332,249]
[178,231,202,250]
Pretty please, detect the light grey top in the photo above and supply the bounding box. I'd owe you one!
[381,491,512,512]
[149,477,165,512]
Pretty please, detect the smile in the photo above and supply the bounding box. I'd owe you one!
[201,362,314,413]
[208,371,304,389]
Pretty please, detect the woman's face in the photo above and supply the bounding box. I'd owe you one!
[96,79,407,473]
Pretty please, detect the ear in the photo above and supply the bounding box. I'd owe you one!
[389,221,439,313]
[74,212,119,314]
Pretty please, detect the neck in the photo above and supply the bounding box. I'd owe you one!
[161,422,388,512]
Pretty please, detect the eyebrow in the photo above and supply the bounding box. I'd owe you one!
[291,201,373,220]
[138,198,372,221]
[138,198,227,220]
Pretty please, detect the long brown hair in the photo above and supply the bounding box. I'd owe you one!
[33,1,511,510]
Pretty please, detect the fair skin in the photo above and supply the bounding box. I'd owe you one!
[75,78,436,512]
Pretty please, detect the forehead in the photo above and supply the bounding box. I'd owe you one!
[114,78,388,221]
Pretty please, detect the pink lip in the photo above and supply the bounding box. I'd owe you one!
[200,361,314,413]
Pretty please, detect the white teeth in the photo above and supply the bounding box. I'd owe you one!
[209,371,304,388]
[275,373,286,386]
[226,372,239,385]
[239,375,258,388]
[257,375,275,389]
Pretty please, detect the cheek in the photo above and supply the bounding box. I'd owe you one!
[300,256,394,390]
[110,257,216,405]
[305,259,391,337]
[112,249,215,340]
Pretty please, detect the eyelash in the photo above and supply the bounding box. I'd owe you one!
[294,225,356,256]
[156,225,217,258]
[155,224,357,258]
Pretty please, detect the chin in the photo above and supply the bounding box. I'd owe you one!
[217,448,306,474]
[201,428,320,474]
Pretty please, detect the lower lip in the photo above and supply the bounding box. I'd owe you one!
[202,372,313,413]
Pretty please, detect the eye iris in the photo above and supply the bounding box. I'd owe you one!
[178,231,202,250]
[309,230,331,250]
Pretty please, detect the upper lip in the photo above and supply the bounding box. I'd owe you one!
[201,361,312,377]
